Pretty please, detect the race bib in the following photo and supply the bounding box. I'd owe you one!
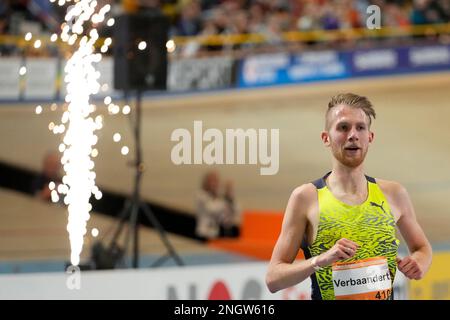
[332,256,392,300]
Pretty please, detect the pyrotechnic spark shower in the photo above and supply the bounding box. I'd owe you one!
[59,0,108,266]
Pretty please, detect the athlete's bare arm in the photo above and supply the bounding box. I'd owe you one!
[378,180,432,280]
[266,184,358,293]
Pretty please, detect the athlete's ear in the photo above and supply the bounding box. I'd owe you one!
[321,131,330,146]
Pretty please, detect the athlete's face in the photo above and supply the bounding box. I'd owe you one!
[321,105,374,168]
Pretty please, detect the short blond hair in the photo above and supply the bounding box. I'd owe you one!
[326,93,376,129]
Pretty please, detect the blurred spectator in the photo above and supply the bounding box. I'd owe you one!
[248,1,266,33]
[0,2,15,55]
[0,0,10,32]
[341,0,363,29]
[411,0,433,24]
[197,6,229,52]
[296,1,321,32]
[321,3,340,30]
[211,6,230,35]
[384,2,410,27]
[31,151,62,203]
[0,14,9,35]
[230,10,249,35]
[175,0,202,36]
[436,0,450,21]
[195,170,241,240]
[266,15,283,42]
[28,0,59,32]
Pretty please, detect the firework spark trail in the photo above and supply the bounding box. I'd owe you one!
[59,0,107,266]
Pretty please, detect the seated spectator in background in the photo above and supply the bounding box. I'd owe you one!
[248,1,266,33]
[411,0,434,25]
[384,2,411,27]
[195,170,241,240]
[31,151,62,202]
[0,1,10,36]
[174,0,202,36]
[436,0,450,21]
[0,14,8,35]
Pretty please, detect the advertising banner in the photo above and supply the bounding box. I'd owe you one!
[24,58,58,100]
[0,57,21,100]
[168,56,234,91]
[409,251,450,300]
[0,261,407,300]
[238,51,349,88]
[237,45,450,89]
[408,45,450,71]
[94,56,115,98]
[350,45,450,76]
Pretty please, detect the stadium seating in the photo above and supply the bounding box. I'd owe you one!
[208,210,305,261]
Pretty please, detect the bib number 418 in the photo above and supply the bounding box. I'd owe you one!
[375,289,392,300]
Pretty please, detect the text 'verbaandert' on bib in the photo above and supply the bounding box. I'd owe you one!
[332,256,392,300]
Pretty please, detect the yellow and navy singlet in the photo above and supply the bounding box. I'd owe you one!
[301,172,400,300]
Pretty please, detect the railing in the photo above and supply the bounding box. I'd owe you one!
[0,23,449,57]
[172,23,450,48]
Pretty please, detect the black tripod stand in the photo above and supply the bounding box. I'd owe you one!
[102,90,184,269]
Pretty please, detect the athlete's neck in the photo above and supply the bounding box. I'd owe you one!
[327,165,367,195]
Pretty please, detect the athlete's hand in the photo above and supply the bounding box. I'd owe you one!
[396,256,424,280]
[316,238,359,267]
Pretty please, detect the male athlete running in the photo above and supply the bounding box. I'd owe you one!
[266,93,432,300]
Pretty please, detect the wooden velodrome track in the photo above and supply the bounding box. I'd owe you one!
[1,71,450,262]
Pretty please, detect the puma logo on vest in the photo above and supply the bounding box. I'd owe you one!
[370,201,386,214]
